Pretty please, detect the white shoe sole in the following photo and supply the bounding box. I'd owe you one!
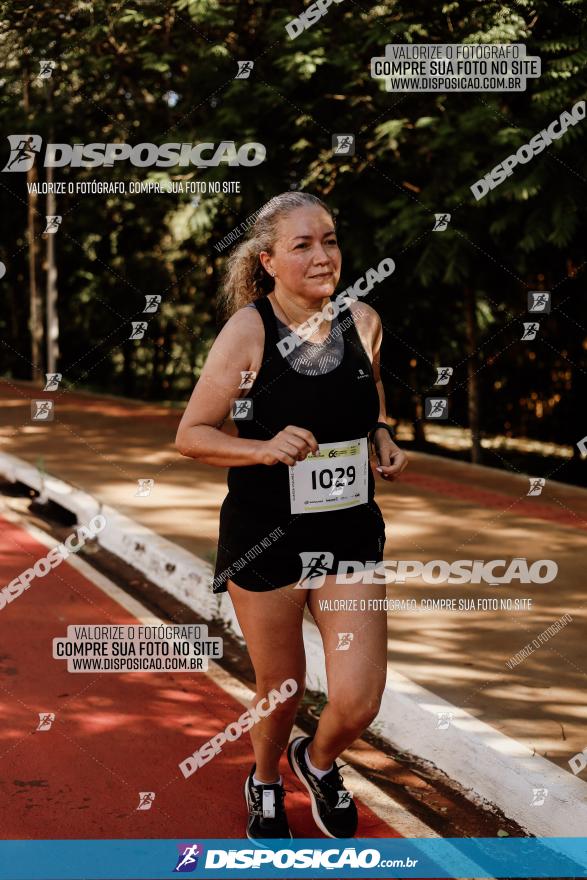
[287,737,337,839]
[243,775,293,843]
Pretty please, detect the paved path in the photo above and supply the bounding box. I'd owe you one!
[2,378,586,773]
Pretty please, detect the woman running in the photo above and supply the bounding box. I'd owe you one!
[176,191,408,840]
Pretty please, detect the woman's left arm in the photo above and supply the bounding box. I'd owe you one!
[370,310,409,482]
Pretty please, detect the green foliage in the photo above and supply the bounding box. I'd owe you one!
[0,0,585,471]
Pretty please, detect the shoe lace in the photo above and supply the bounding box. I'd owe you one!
[316,762,351,810]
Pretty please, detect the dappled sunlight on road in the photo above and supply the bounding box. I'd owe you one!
[424,423,573,459]
[2,381,586,771]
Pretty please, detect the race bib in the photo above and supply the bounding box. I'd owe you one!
[289,438,368,514]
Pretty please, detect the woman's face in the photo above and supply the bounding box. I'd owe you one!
[260,206,341,301]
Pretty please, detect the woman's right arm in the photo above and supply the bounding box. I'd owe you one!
[175,307,264,466]
[175,306,318,467]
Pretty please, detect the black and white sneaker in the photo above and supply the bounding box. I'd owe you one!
[287,736,358,838]
[244,766,292,841]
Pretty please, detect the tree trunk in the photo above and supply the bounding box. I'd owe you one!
[23,71,43,382]
[409,361,426,447]
[149,317,162,398]
[122,338,135,397]
[45,84,60,377]
[464,286,482,464]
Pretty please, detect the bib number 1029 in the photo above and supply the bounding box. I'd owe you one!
[311,465,356,491]
[289,437,367,513]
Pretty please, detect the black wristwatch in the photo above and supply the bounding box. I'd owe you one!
[369,421,396,444]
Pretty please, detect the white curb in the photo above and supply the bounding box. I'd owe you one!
[1,450,586,842]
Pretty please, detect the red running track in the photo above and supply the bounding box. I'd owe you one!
[0,513,400,842]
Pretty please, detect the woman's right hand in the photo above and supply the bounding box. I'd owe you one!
[256,425,319,466]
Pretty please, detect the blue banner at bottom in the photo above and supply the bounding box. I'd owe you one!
[1,837,586,879]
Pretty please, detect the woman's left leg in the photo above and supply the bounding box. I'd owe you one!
[306,574,388,769]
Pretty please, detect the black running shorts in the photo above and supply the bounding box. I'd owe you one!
[212,496,387,593]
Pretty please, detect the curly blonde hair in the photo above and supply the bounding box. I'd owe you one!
[217,191,335,320]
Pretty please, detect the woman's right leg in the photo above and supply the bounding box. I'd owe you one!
[227,579,307,782]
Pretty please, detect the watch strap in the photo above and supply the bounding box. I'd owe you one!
[369,421,396,443]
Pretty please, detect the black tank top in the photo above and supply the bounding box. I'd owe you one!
[227,294,380,514]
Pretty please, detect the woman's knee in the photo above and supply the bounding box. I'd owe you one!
[255,674,306,710]
[328,686,383,730]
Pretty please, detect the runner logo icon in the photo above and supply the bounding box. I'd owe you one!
[433,213,451,231]
[2,134,42,172]
[435,367,453,385]
[528,291,551,313]
[425,398,448,419]
[332,133,355,155]
[136,792,155,810]
[232,399,253,420]
[521,322,539,341]
[336,632,354,651]
[235,60,254,79]
[44,215,62,234]
[335,790,353,808]
[295,551,334,589]
[130,321,149,340]
[31,400,54,421]
[44,373,62,391]
[531,787,548,806]
[174,843,204,872]
[527,478,546,496]
[143,294,162,313]
[36,712,55,731]
[38,61,56,80]
[239,370,256,389]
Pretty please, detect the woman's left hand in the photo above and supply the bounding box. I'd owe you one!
[373,431,408,482]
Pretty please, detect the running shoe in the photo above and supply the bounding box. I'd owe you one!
[244,765,292,840]
[287,735,358,838]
